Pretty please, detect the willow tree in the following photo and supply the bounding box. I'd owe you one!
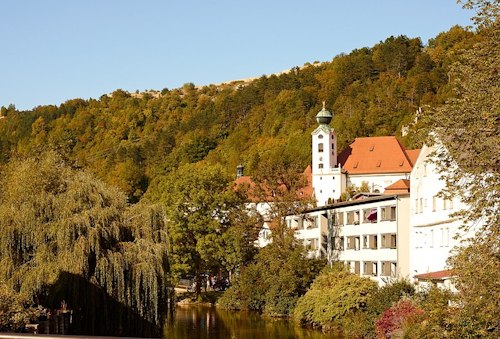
[0,150,172,336]
[425,1,500,336]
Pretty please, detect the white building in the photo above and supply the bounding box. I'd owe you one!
[311,104,419,207]
[409,143,474,288]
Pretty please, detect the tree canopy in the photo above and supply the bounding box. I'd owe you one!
[423,1,500,337]
[0,150,172,335]
[0,25,481,202]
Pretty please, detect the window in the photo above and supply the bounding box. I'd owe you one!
[391,235,397,248]
[337,237,344,251]
[318,143,324,153]
[381,233,396,249]
[433,196,437,212]
[390,206,396,220]
[370,235,378,249]
[319,163,323,169]
[318,134,324,139]
[415,199,419,214]
[420,198,423,213]
[363,261,377,276]
[444,199,447,210]
[308,216,319,229]
[307,238,319,251]
[430,230,434,248]
[391,263,397,277]
[450,199,454,210]
[354,236,360,251]
[380,206,396,221]
[346,211,354,224]
[363,236,368,249]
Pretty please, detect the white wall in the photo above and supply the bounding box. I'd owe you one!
[409,144,473,280]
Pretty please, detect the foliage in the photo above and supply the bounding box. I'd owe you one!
[293,265,377,331]
[0,25,482,202]
[375,299,424,339]
[422,1,500,337]
[0,282,45,332]
[0,150,172,335]
[406,284,456,338]
[147,162,260,296]
[218,232,325,316]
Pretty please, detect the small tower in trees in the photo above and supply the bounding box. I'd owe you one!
[311,103,345,206]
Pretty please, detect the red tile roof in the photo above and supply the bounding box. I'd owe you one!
[338,136,420,174]
[414,270,453,280]
[384,179,411,194]
[234,166,314,203]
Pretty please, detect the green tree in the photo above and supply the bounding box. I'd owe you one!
[423,1,500,337]
[147,163,255,296]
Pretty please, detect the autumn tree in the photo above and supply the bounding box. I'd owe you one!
[424,1,500,336]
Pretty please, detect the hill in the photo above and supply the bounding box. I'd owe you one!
[0,25,479,202]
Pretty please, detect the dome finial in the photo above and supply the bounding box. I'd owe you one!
[316,102,333,125]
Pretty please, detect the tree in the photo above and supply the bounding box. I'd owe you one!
[424,1,500,337]
[0,282,44,332]
[0,150,172,336]
[147,163,257,296]
[218,149,324,316]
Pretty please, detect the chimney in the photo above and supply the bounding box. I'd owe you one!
[236,164,244,178]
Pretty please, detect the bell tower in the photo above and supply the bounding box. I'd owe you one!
[311,103,344,206]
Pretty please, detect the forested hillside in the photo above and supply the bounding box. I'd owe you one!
[0,25,479,202]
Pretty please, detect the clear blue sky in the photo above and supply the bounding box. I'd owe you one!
[0,1,474,111]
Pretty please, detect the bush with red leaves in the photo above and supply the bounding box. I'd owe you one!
[375,299,424,339]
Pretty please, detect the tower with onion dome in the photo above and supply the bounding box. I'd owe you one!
[311,102,345,206]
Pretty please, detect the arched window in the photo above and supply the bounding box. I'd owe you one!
[318,143,324,153]
[318,134,324,139]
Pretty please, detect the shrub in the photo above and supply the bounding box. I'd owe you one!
[375,299,424,339]
[0,282,45,332]
[294,266,378,331]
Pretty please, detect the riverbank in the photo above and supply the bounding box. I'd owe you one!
[175,291,224,307]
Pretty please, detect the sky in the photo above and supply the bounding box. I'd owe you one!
[0,1,475,111]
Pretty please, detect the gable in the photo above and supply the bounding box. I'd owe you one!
[338,136,419,174]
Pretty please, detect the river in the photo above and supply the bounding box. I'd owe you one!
[164,305,345,339]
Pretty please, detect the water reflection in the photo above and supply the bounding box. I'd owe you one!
[165,305,345,339]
